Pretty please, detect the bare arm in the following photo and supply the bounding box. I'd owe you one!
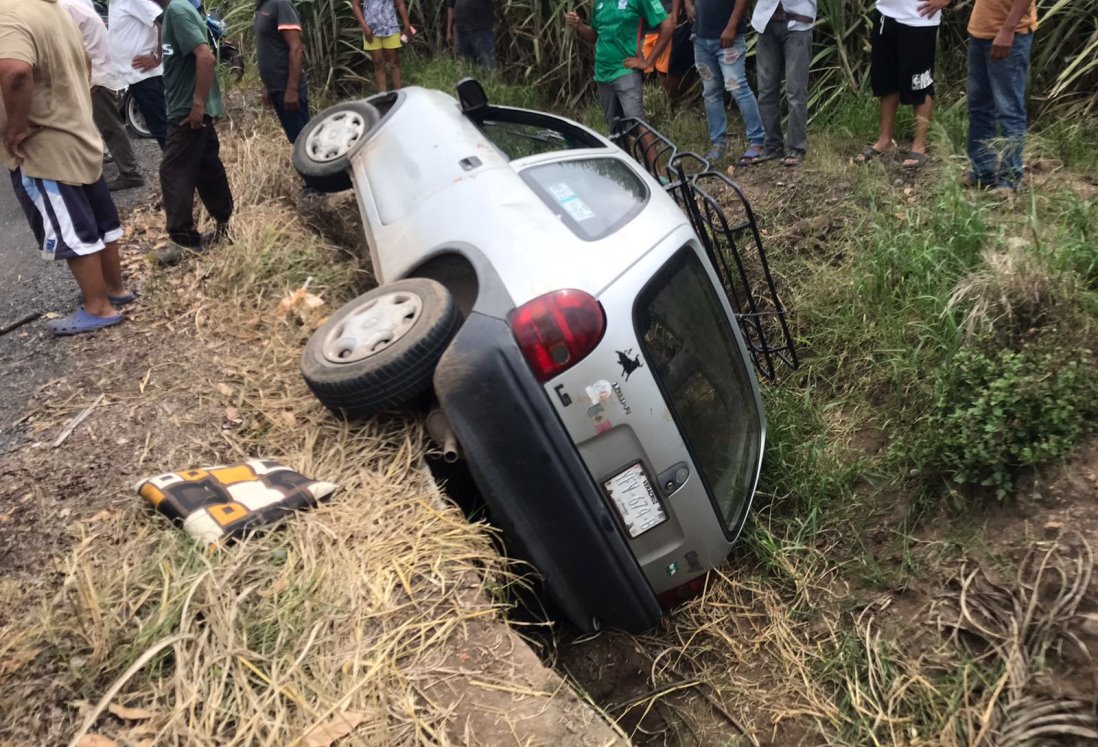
[394,0,414,34]
[992,0,1031,60]
[133,19,163,71]
[722,0,750,45]
[684,0,695,21]
[180,43,215,128]
[0,59,34,160]
[281,27,303,110]
[447,7,455,44]
[627,16,672,68]
[565,11,598,45]
[351,1,373,40]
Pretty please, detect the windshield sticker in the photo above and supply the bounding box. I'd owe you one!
[548,182,595,222]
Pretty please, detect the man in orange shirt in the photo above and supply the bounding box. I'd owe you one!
[965,0,1037,190]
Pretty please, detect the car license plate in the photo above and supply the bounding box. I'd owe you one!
[604,463,666,538]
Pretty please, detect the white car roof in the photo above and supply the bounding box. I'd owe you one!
[348,87,691,307]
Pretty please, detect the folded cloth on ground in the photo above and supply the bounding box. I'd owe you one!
[136,459,338,548]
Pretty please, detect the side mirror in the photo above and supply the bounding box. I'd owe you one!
[456,78,489,114]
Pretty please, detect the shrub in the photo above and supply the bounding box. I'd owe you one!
[915,347,1098,499]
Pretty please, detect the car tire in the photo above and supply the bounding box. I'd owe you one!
[301,278,461,419]
[123,92,153,139]
[292,100,380,193]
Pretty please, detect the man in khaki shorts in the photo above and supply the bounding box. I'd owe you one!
[0,0,134,336]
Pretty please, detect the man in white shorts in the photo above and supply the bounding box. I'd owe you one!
[0,0,134,335]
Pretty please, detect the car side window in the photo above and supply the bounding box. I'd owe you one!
[521,158,648,241]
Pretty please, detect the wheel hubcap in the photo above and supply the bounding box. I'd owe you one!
[306,111,367,162]
[321,292,423,364]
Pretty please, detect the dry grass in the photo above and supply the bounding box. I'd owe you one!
[0,126,624,746]
[947,242,1071,342]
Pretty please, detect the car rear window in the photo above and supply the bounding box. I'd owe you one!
[521,158,648,241]
[634,247,763,537]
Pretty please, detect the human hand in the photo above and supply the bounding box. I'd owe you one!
[132,53,159,71]
[361,24,374,42]
[406,25,417,36]
[180,106,205,129]
[991,28,1014,60]
[623,56,646,70]
[283,88,299,113]
[917,0,948,17]
[719,29,736,48]
[565,11,581,28]
[261,88,270,107]
[2,125,31,162]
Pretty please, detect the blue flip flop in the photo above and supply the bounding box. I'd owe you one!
[108,290,139,306]
[48,308,123,336]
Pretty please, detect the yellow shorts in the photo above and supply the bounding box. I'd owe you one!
[364,33,402,51]
[642,33,671,74]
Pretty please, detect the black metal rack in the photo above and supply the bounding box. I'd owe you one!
[611,118,799,381]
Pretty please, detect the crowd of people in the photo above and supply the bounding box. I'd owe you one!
[0,0,1038,337]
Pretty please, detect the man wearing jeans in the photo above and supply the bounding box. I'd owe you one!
[751,0,816,167]
[108,0,168,148]
[965,0,1037,189]
[446,0,495,69]
[255,0,308,143]
[154,0,233,260]
[687,0,765,165]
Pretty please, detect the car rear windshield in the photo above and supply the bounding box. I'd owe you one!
[521,158,647,241]
[634,247,763,537]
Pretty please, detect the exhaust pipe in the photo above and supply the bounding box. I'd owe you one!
[426,409,461,464]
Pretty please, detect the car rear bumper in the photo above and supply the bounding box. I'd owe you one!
[433,311,662,632]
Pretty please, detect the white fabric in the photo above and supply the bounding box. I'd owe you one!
[751,0,818,33]
[58,0,121,90]
[876,0,941,27]
[108,0,164,85]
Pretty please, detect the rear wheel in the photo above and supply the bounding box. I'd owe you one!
[301,279,461,419]
[124,92,152,139]
[292,101,380,193]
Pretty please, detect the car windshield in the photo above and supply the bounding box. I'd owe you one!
[635,247,763,537]
[521,158,648,241]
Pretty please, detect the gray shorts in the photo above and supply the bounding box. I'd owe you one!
[597,71,644,131]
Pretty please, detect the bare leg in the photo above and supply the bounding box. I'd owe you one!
[67,254,115,318]
[99,241,127,297]
[385,48,402,90]
[874,93,899,152]
[370,49,387,92]
[910,95,933,157]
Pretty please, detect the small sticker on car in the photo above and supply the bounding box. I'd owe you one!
[548,182,595,222]
[586,379,613,405]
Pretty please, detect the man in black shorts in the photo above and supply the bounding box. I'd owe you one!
[1,0,134,336]
[855,0,949,170]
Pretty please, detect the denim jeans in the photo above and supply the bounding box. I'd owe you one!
[693,35,765,150]
[967,33,1033,187]
[756,20,812,156]
[457,28,496,69]
[128,75,168,148]
[269,88,312,144]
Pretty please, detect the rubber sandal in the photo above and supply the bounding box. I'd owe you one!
[48,308,123,336]
[736,145,767,166]
[853,145,889,164]
[902,151,929,170]
[108,290,138,306]
[782,151,804,168]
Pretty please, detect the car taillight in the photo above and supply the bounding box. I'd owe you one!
[510,290,606,382]
[656,573,708,611]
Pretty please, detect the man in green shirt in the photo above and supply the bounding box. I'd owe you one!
[567,0,672,130]
[153,0,233,262]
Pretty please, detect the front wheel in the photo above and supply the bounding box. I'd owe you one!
[301,278,461,419]
[291,100,380,193]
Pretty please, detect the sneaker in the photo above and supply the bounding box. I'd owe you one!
[152,241,204,267]
[958,173,996,190]
[107,173,145,191]
[704,145,725,163]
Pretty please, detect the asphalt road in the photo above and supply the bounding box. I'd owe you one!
[0,137,162,454]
